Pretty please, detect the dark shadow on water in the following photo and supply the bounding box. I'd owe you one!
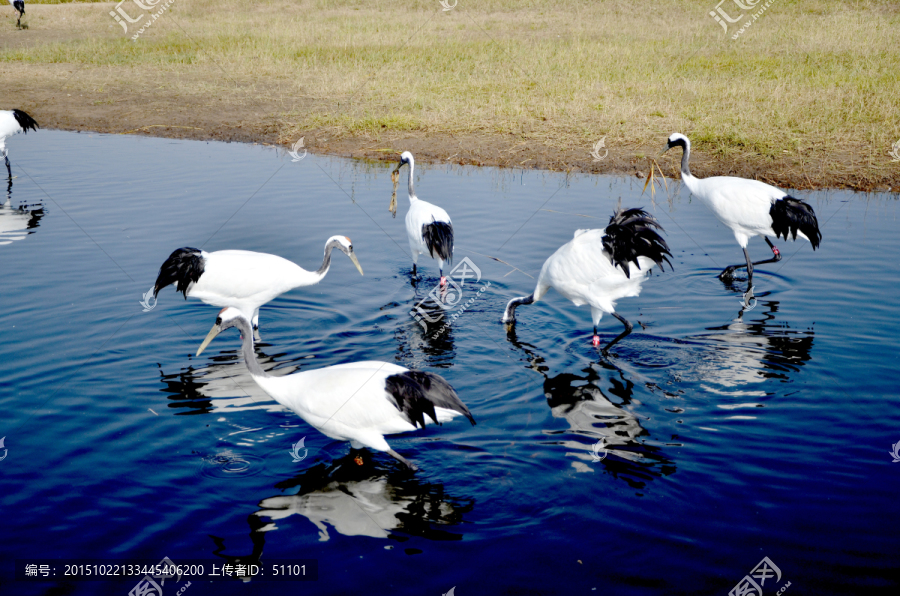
[209,455,475,571]
[506,328,676,489]
[392,295,456,369]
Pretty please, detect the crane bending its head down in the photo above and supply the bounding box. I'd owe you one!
[502,207,671,355]
[196,307,476,471]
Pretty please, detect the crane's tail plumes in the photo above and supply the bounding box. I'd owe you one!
[385,371,475,430]
[601,208,672,278]
[422,220,453,263]
[770,197,822,250]
[12,109,38,133]
[154,247,204,298]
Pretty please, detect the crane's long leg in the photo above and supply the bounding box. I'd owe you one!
[718,238,782,283]
[601,312,633,356]
[387,449,418,471]
[5,155,11,180]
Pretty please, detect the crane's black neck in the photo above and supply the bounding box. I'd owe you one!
[315,239,342,277]
[233,317,268,378]
[672,138,692,178]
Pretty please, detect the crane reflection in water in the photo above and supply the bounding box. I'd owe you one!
[506,328,676,489]
[0,179,44,246]
[208,456,475,574]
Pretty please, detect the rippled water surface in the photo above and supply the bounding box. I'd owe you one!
[1,131,898,595]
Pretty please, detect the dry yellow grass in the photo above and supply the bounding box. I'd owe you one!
[3,0,900,188]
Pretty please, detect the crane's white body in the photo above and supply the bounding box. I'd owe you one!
[406,199,452,268]
[681,173,809,249]
[1,110,25,156]
[531,228,656,327]
[188,249,325,327]
[253,361,464,452]
[155,235,361,334]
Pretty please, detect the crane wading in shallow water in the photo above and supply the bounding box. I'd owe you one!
[196,307,476,471]
[0,109,39,179]
[660,133,821,295]
[153,236,363,345]
[502,207,672,355]
[394,151,454,286]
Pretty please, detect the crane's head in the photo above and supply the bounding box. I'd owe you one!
[326,235,364,275]
[660,133,690,157]
[197,307,249,356]
[396,151,414,170]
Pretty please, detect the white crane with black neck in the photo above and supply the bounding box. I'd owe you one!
[196,307,476,470]
[660,133,821,293]
[394,151,454,285]
[153,236,363,344]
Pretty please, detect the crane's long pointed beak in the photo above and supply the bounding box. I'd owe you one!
[658,144,671,158]
[349,252,364,275]
[196,323,222,357]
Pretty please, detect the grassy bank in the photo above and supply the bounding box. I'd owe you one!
[3,0,900,189]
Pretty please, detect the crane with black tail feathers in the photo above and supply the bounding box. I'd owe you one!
[196,307,476,471]
[153,236,363,348]
[660,133,821,295]
[502,207,672,355]
[1,109,38,179]
[8,0,25,28]
[394,151,454,285]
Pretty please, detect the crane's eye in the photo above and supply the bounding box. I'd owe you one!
[216,318,222,325]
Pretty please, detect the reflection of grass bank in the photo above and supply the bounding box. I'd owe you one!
[4,0,899,190]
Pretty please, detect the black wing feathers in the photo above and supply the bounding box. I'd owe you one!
[385,371,475,430]
[12,109,38,133]
[770,196,822,250]
[154,247,204,298]
[601,207,672,278]
[422,220,453,263]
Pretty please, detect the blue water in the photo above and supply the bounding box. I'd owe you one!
[1,131,898,595]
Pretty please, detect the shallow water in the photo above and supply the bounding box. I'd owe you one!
[1,131,898,595]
